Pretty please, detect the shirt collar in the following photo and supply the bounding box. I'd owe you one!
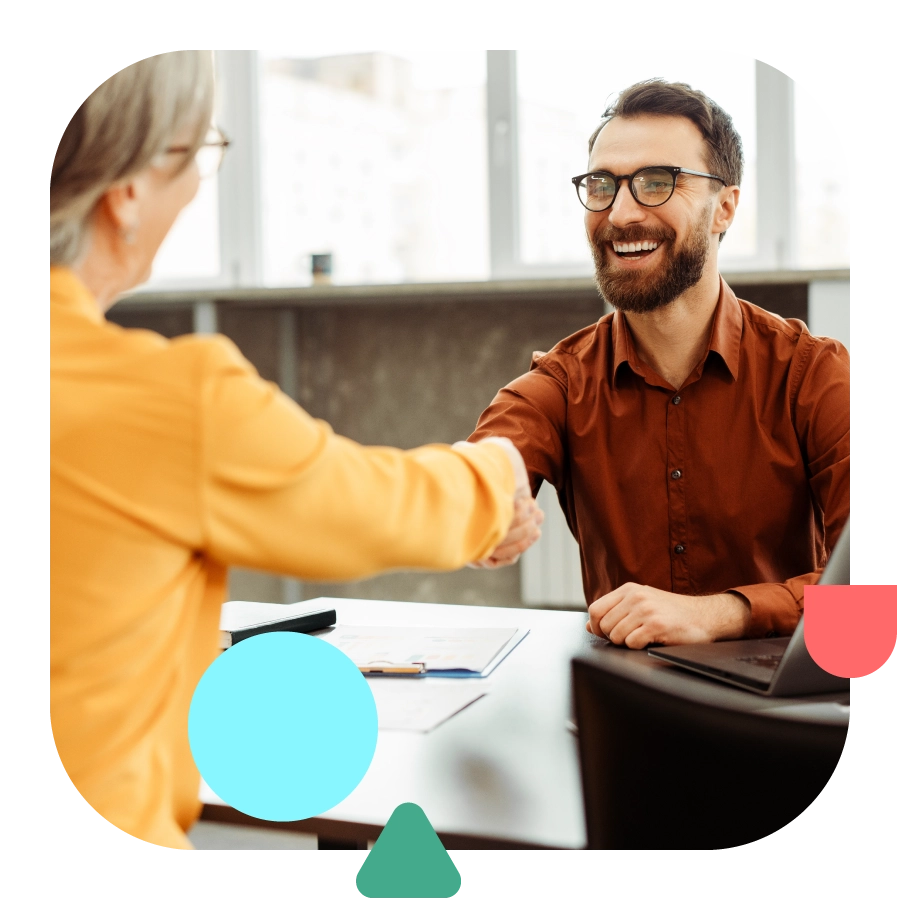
[611,275,742,388]
[611,308,651,387]
[50,266,104,324]
[707,277,742,381]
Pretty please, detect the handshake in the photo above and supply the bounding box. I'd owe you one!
[454,437,545,569]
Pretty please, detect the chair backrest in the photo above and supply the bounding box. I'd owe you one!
[572,656,848,849]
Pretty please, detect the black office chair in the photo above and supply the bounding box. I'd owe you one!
[571,657,848,849]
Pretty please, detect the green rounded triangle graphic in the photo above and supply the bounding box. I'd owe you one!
[356,803,461,898]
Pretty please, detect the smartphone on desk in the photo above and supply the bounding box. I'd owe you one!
[220,608,337,649]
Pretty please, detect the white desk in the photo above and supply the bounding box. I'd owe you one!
[202,597,592,849]
[201,596,849,849]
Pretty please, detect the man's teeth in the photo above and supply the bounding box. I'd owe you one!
[612,240,659,253]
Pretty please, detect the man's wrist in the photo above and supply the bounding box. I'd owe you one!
[710,591,752,640]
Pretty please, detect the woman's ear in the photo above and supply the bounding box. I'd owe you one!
[712,184,740,239]
[98,177,143,241]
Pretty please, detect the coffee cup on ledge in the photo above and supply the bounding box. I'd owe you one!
[312,253,333,286]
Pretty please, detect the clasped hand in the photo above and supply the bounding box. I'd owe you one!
[456,437,544,569]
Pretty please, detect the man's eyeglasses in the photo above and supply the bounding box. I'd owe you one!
[166,128,230,179]
[571,166,726,212]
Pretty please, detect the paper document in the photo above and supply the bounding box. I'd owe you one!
[319,626,528,677]
[367,679,489,732]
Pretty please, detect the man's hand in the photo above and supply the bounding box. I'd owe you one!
[468,493,544,568]
[454,437,544,569]
[585,583,751,648]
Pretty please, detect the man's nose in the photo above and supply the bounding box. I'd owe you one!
[606,180,647,229]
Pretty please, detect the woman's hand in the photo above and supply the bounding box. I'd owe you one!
[455,437,544,569]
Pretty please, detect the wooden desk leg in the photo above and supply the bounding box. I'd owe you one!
[318,836,368,850]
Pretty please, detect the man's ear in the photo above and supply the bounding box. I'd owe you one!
[712,185,740,238]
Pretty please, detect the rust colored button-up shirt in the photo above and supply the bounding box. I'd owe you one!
[470,278,850,637]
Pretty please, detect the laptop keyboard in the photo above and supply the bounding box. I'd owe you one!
[736,654,783,670]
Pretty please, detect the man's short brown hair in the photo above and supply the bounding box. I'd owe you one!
[588,78,744,190]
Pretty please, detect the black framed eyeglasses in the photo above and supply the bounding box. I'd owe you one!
[166,128,231,179]
[571,166,726,212]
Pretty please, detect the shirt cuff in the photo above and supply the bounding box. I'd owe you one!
[728,583,803,638]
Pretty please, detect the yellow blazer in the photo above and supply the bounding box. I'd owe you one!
[50,268,514,848]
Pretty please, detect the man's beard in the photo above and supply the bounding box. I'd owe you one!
[589,212,712,314]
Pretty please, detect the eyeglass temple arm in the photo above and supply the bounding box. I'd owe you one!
[678,168,727,184]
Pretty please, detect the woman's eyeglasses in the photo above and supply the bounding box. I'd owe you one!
[166,129,230,179]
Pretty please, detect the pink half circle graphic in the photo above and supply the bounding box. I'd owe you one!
[804,584,897,678]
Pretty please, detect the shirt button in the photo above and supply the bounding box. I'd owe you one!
[672,395,682,405]
[671,469,682,480]
[674,544,686,554]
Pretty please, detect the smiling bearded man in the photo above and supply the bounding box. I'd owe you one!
[468,78,849,649]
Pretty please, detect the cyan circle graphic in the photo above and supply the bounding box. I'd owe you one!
[188,632,378,821]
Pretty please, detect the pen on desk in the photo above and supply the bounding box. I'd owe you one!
[358,660,427,675]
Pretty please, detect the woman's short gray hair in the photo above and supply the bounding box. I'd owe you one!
[50,51,215,266]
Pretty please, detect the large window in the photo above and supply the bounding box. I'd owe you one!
[142,51,847,292]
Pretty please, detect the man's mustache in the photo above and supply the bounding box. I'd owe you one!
[591,225,676,245]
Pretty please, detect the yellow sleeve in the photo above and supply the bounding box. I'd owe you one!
[196,337,515,579]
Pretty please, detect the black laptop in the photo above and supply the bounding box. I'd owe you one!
[647,523,850,696]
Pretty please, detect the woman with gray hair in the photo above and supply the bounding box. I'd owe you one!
[51,51,541,849]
